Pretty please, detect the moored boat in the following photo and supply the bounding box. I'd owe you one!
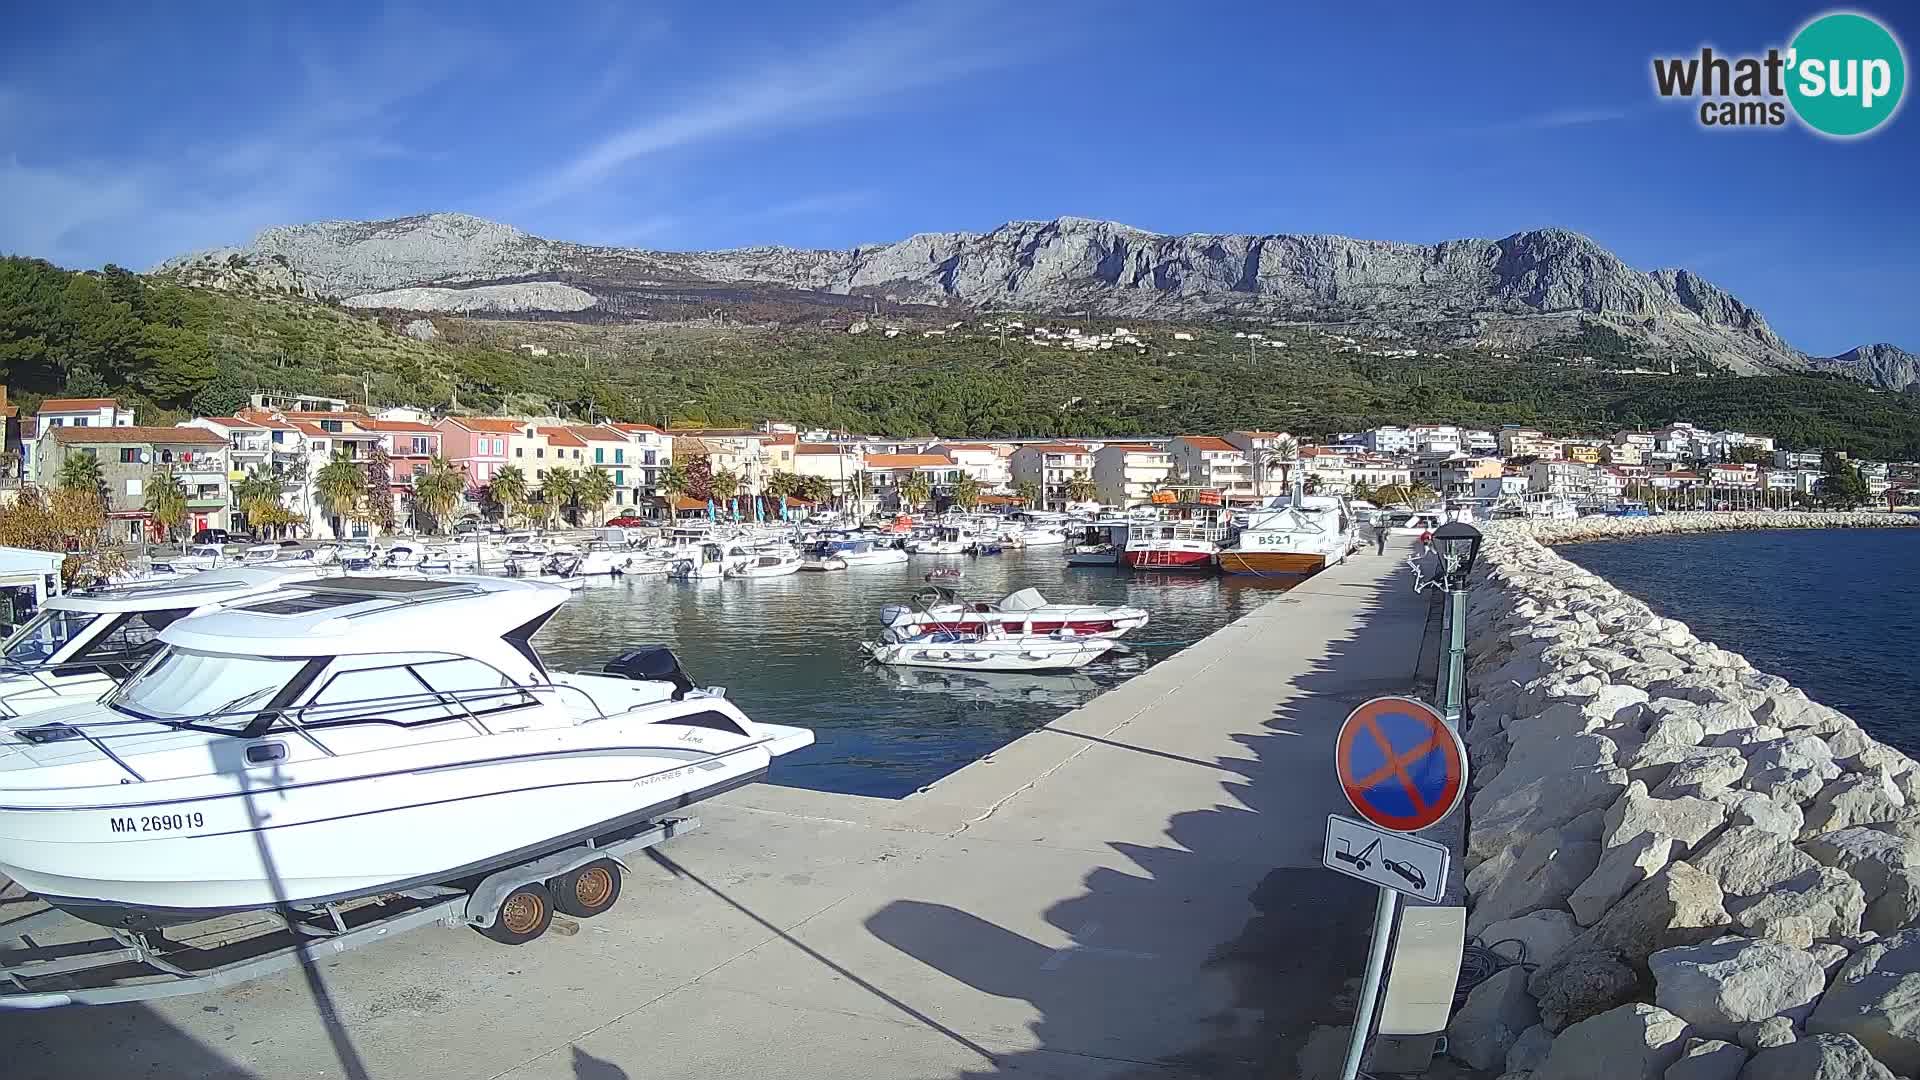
[862,628,1115,672]
[1122,504,1231,571]
[879,586,1148,639]
[1215,495,1357,577]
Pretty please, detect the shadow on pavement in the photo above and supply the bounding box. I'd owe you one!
[866,561,1427,1077]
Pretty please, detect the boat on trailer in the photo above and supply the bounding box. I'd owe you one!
[0,575,813,932]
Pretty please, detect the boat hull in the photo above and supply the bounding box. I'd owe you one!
[1122,547,1216,571]
[1216,551,1328,576]
[867,639,1112,672]
[0,739,790,926]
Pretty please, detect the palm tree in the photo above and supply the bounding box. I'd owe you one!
[577,467,615,526]
[1013,479,1042,507]
[797,474,831,505]
[411,456,465,534]
[1257,436,1300,496]
[491,465,529,526]
[233,465,283,508]
[314,449,368,536]
[56,452,104,496]
[710,468,741,518]
[1350,479,1376,505]
[1065,474,1097,506]
[540,466,583,526]
[899,473,933,513]
[1408,480,1437,507]
[143,469,188,543]
[660,462,692,505]
[951,473,982,511]
[846,470,874,515]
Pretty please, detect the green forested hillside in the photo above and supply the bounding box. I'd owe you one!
[4,255,1919,458]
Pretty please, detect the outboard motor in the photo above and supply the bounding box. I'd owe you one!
[603,646,694,700]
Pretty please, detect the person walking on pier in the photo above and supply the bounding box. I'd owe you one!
[1373,520,1388,556]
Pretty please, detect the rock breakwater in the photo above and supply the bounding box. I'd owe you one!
[1448,531,1920,1079]
[1494,510,1917,546]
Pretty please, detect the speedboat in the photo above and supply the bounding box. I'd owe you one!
[0,575,813,927]
[383,543,426,569]
[170,545,231,573]
[879,586,1149,639]
[575,543,634,577]
[1216,495,1357,577]
[727,548,802,579]
[863,627,1115,672]
[0,567,331,722]
[814,537,908,567]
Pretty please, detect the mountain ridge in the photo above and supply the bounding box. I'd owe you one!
[158,212,1894,382]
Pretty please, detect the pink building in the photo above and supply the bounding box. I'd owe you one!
[435,416,518,491]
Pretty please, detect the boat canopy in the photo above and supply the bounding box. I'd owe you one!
[161,576,569,658]
[999,588,1047,612]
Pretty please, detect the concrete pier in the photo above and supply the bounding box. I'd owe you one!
[1,544,1433,1080]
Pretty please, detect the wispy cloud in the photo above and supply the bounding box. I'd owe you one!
[1516,107,1632,130]
[512,3,1028,210]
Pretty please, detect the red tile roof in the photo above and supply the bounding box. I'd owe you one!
[1100,443,1160,452]
[51,425,225,446]
[1176,436,1238,452]
[441,416,524,434]
[610,422,663,435]
[567,425,629,442]
[769,432,798,445]
[537,427,589,448]
[1018,442,1090,455]
[195,416,267,429]
[37,397,121,412]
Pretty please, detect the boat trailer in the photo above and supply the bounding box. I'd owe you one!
[0,816,699,1008]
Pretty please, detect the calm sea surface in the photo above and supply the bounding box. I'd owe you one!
[531,548,1295,797]
[1561,528,1920,756]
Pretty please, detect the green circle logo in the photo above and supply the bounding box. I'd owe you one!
[1787,12,1906,137]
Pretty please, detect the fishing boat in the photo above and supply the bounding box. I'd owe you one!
[1122,504,1232,571]
[862,627,1115,672]
[1066,522,1130,567]
[0,576,813,927]
[879,586,1148,639]
[1216,494,1358,577]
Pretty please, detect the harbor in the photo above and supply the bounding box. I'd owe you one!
[0,541,1433,1079]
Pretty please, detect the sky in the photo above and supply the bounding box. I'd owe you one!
[1,1,1915,355]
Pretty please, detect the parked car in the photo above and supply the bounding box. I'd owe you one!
[191,528,231,545]
[604,515,650,527]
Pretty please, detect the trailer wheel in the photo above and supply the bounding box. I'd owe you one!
[553,859,622,918]
[479,883,553,945]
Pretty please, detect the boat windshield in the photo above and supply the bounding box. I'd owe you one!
[1,609,102,666]
[110,647,309,731]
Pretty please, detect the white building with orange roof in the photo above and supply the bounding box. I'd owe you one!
[1008,442,1095,510]
[605,423,673,501]
[928,442,1012,489]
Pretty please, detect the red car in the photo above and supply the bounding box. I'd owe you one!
[603,515,649,527]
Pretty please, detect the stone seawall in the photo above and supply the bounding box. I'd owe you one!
[1496,510,1917,546]
[1446,530,1920,1080]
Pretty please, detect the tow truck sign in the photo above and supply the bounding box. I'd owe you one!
[1322,814,1449,903]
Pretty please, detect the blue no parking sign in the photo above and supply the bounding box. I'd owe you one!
[1334,696,1466,833]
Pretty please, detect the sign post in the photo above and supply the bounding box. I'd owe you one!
[1327,695,1466,1080]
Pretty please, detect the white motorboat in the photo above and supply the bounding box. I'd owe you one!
[879,586,1149,640]
[862,628,1115,672]
[905,526,976,556]
[574,543,634,577]
[669,541,746,580]
[383,543,426,569]
[0,575,813,927]
[1384,510,1446,536]
[169,545,231,573]
[814,537,908,567]
[727,548,802,579]
[0,567,331,722]
[1066,522,1130,567]
[1216,494,1357,577]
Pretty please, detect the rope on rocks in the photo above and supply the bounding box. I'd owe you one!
[1454,936,1534,1007]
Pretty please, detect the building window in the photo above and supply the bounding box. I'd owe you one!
[125,478,141,496]
[535,448,544,459]
[320,420,342,433]
[411,437,430,455]
[595,447,604,464]
[572,449,581,459]
[615,470,624,486]
[73,417,89,427]
[614,448,624,464]
[119,448,139,463]
[516,447,525,458]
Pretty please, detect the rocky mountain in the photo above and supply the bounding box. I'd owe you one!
[1806,344,1920,393]
[161,213,1836,375]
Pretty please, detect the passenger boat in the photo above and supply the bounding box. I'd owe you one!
[879,586,1149,639]
[1216,495,1358,577]
[1122,504,1231,571]
[0,568,331,722]
[0,576,813,927]
[862,627,1115,672]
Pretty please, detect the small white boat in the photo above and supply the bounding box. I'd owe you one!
[575,543,635,577]
[799,555,848,572]
[905,526,976,556]
[170,545,230,573]
[669,541,744,580]
[863,628,1115,672]
[383,543,426,569]
[727,548,803,579]
[880,586,1149,639]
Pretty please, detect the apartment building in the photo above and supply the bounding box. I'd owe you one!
[1346,456,1412,492]
[39,426,230,542]
[35,397,134,430]
[1528,459,1602,500]
[1562,443,1603,465]
[1497,427,1560,460]
[1605,442,1645,466]
[793,443,864,504]
[1222,430,1291,494]
[1092,443,1174,507]
[1165,436,1255,504]
[1772,449,1825,470]
[607,424,674,499]
[931,443,1013,489]
[1009,443,1096,510]
[436,417,518,491]
[1414,455,1502,498]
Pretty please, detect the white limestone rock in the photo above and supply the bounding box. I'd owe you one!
[1480,909,1583,970]
[1807,927,1920,1074]
[1736,1016,1796,1052]
[1449,966,1540,1072]
[1603,782,1730,858]
[1534,1003,1690,1080]
[1648,938,1827,1038]
[1688,826,1820,898]
[1469,829,1604,936]
[1531,949,1641,1032]
[1540,862,1733,981]
[1471,764,1628,863]
[1663,1037,1746,1080]
[1656,747,1748,799]
[1507,1023,1554,1073]
[1713,791,1803,841]
[1800,770,1908,839]
[1571,833,1675,926]
[1727,867,1866,942]
[1739,1033,1896,1080]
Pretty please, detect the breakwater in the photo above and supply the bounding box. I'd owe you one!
[1491,509,1917,546]
[1447,529,1920,1080]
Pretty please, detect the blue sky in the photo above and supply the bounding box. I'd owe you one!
[1,2,1914,355]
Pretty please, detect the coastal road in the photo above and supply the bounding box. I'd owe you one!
[1,541,1434,1080]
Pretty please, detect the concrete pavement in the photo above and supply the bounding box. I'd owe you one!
[1,541,1434,1080]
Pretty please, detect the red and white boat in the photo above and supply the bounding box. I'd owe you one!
[879,587,1149,640]
[1122,505,1232,571]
